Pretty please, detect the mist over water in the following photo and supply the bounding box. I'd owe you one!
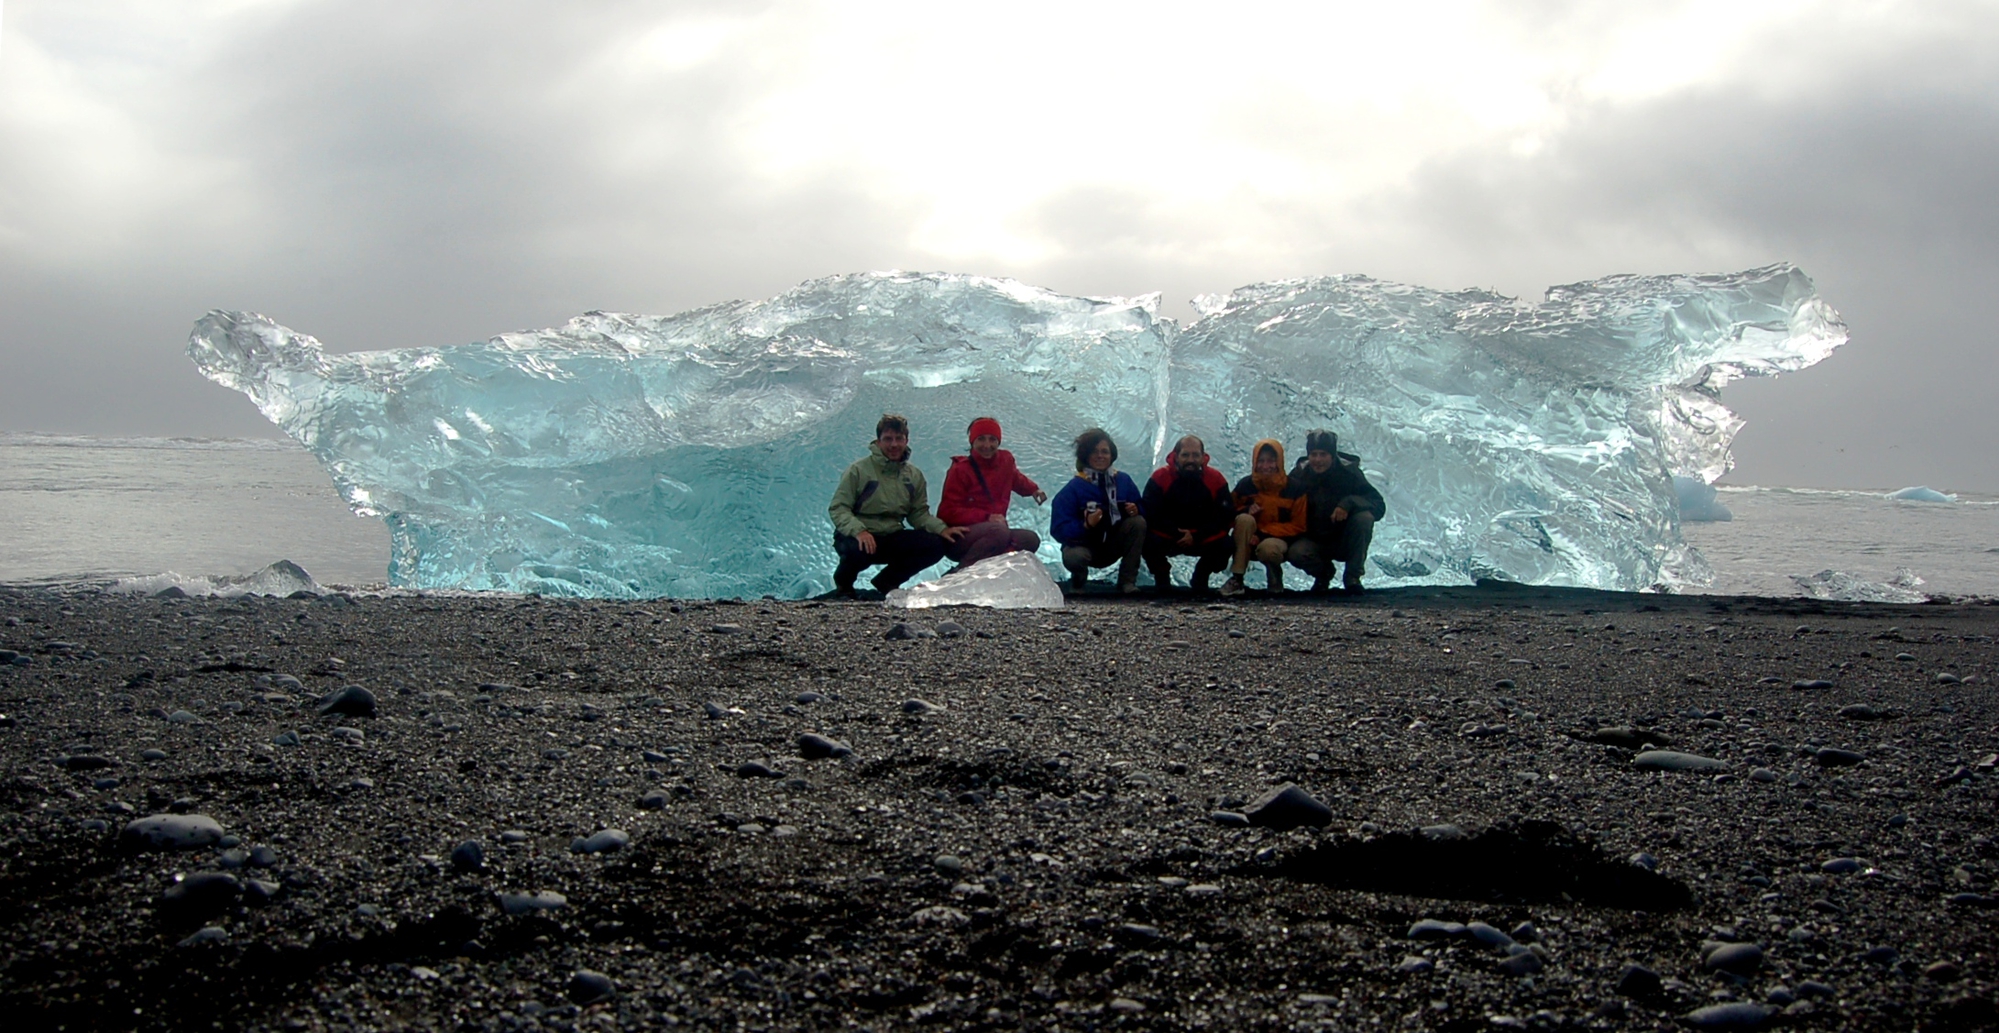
[1,434,1992,599]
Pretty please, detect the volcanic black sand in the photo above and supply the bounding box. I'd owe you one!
[1,582,1994,1032]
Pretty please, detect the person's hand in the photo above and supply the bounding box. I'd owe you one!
[1247,501,1262,517]
[855,530,877,554]
[1085,508,1104,528]
[1177,529,1194,548]
[1033,490,1047,505]
[1121,502,1139,517]
[987,514,1008,526]
[940,526,968,542]
[1332,506,1349,522]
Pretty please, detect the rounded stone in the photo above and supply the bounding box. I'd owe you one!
[450,839,485,871]
[317,685,378,718]
[161,872,241,918]
[1704,942,1764,974]
[567,969,616,1005]
[119,814,225,852]
[572,829,630,854]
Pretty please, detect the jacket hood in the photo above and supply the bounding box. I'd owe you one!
[1250,438,1288,491]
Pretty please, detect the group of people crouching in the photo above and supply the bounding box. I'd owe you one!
[828,413,1384,599]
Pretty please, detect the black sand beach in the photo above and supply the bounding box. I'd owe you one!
[1,584,1994,1031]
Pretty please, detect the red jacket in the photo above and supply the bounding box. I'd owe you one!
[938,449,1042,526]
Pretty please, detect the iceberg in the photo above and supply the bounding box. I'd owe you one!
[189,265,1843,599]
[884,552,1065,610]
[1887,486,1955,503]
[110,560,324,598]
[1673,476,1733,522]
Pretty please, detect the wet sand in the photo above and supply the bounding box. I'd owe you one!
[1,583,1994,1031]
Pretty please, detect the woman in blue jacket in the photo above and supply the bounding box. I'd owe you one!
[1049,428,1147,593]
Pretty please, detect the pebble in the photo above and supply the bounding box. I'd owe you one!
[314,684,377,719]
[639,790,671,810]
[911,905,970,927]
[178,926,228,947]
[1108,997,1145,1014]
[162,872,241,917]
[572,829,630,854]
[1861,946,1899,965]
[120,814,225,851]
[1924,960,1963,982]
[1792,679,1835,690]
[499,830,530,844]
[1837,704,1890,720]
[331,726,365,743]
[1683,1002,1771,1029]
[884,622,937,640]
[936,621,968,638]
[933,854,964,875]
[702,701,730,720]
[166,711,201,725]
[1615,963,1662,997]
[1396,955,1434,973]
[1208,811,1250,827]
[1420,823,1467,841]
[901,698,944,715]
[709,623,744,635]
[248,845,279,868]
[1629,852,1659,870]
[567,970,616,1005]
[1115,922,1162,944]
[450,840,485,871]
[1815,748,1865,767]
[272,731,301,747]
[1935,671,1962,684]
[1632,750,1727,772]
[797,733,852,759]
[1496,951,1542,976]
[497,890,567,915]
[1243,783,1333,830]
[795,691,824,704]
[641,750,670,763]
[1465,921,1514,949]
[1820,857,1864,874]
[1748,768,1778,783]
[1408,919,1466,940]
[735,761,781,778]
[1704,942,1764,974]
[140,748,167,761]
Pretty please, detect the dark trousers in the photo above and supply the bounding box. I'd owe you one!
[834,530,946,592]
[1060,515,1148,587]
[1142,532,1235,589]
[1290,512,1376,586]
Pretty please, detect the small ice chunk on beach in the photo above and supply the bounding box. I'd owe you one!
[885,552,1064,610]
[111,560,323,598]
[1792,568,1928,604]
[1887,486,1955,503]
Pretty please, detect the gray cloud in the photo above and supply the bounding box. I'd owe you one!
[2,1,1995,493]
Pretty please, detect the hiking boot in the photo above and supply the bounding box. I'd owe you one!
[1265,565,1285,593]
[870,574,899,594]
[1310,575,1332,595]
[1118,580,1142,595]
[1069,572,1088,593]
[1217,574,1246,597]
[1342,579,1365,596]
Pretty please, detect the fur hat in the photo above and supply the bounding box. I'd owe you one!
[1305,429,1338,455]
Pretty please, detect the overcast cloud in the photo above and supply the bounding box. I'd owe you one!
[2,0,1995,490]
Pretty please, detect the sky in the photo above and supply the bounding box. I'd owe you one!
[1,0,1995,491]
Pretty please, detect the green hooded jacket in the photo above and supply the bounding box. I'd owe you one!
[828,442,948,537]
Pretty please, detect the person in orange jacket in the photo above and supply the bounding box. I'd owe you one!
[937,416,1047,567]
[1218,438,1310,596]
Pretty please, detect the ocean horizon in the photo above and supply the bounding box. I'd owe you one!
[2,432,1993,600]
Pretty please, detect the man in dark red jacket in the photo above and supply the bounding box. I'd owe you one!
[1140,435,1236,592]
[938,416,1047,567]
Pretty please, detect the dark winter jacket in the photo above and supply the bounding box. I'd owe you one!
[1141,462,1235,545]
[1290,452,1384,538]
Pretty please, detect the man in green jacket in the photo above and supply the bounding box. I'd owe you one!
[828,414,965,598]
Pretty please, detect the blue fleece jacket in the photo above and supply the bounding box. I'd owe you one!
[1049,471,1144,547]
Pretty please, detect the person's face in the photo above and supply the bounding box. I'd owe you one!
[1175,442,1206,473]
[1307,448,1333,473]
[1088,439,1115,471]
[972,434,1000,460]
[1254,450,1280,477]
[878,429,909,460]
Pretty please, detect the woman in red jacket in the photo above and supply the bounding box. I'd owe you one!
[939,416,1048,567]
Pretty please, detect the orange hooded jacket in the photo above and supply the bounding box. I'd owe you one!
[1229,438,1309,538]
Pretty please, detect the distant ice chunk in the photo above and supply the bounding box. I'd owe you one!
[1792,568,1929,604]
[1887,486,1955,503]
[111,560,323,598]
[1674,476,1733,522]
[885,552,1064,609]
[190,265,1843,598]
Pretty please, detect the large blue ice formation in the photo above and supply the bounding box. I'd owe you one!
[189,264,1844,598]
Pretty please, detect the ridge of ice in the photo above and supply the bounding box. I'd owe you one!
[1887,486,1955,503]
[189,265,1844,599]
[884,552,1065,609]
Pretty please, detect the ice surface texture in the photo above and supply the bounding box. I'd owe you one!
[886,552,1066,610]
[1793,568,1929,604]
[189,265,1842,598]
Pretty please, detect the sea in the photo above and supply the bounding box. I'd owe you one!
[2,433,1995,600]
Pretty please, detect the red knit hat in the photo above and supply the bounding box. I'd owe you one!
[968,417,1002,444]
